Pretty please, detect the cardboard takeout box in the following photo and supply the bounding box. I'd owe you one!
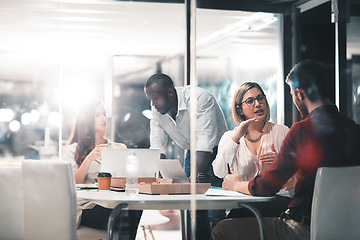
[111,177,211,195]
[111,177,174,188]
[139,182,211,195]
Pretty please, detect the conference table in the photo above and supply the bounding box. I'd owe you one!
[77,189,274,240]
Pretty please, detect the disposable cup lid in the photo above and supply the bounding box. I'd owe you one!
[98,172,112,177]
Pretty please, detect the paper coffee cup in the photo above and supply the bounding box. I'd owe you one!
[98,172,112,191]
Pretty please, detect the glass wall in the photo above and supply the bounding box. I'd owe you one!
[0,1,359,239]
[0,1,187,161]
[347,1,360,124]
[0,1,63,161]
[196,9,283,129]
[0,1,285,162]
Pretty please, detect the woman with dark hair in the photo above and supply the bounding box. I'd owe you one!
[212,82,294,218]
[64,99,126,183]
[63,99,141,239]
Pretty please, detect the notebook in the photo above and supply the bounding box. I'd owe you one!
[101,148,161,177]
[155,159,189,183]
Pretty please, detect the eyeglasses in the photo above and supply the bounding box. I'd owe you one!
[241,95,266,107]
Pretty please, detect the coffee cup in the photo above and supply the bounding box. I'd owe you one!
[98,172,112,191]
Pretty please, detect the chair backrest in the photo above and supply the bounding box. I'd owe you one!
[0,163,24,240]
[22,160,77,240]
[311,166,360,240]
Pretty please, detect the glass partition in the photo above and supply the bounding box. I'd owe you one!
[0,0,285,238]
[1,0,358,239]
[0,1,283,164]
[0,2,62,161]
[0,1,186,162]
[196,9,284,129]
[347,1,360,124]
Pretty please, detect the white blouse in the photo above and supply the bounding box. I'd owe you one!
[62,139,117,184]
[212,122,289,181]
[63,139,126,227]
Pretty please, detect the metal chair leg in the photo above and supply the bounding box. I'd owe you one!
[142,225,148,240]
[107,203,128,240]
[237,203,266,240]
[148,226,155,240]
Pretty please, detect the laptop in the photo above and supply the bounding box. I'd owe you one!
[155,159,189,183]
[101,148,160,177]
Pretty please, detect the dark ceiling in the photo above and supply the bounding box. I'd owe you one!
[118,0,299,13]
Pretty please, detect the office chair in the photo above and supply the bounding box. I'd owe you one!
[22,160,110,240]
[0,163,24,240]
[311,166,360,240]
[22,160,77,240]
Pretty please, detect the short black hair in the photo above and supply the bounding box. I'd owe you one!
[145,73,174,90]
[286,59,329,102]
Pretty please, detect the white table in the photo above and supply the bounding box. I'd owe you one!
[77,190,274,240]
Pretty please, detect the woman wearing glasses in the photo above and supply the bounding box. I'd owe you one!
[213,82,294,218]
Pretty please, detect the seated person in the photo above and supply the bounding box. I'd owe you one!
[213,82,294,218]
[63,99,142,239]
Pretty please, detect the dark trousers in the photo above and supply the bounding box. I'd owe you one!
[184,147,222,188]
[227,195,292,219]
[184,147,226,240]
[81,205,142,240]
[212,216,310,240]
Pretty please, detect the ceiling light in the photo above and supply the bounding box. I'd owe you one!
[21,112,32,125]
[251,16,278,31]
[56,16,107,22]
[197,12,268,48]
[31,110,41,123]
[0,108,15,122]
[9,120,21,132]
[124,113,131,122]
[48,112,61,127]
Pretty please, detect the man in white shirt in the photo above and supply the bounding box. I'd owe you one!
[144,73,228,240]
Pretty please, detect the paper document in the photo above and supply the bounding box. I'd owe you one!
[76,183,98,189]
[205,188,250,197]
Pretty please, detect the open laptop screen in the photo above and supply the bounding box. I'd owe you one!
[101,148,160,177]
[155,159,189,183]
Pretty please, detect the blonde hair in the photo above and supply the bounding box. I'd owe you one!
[231,82,270,124]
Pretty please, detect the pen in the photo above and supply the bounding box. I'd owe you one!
[227,163,231,174]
